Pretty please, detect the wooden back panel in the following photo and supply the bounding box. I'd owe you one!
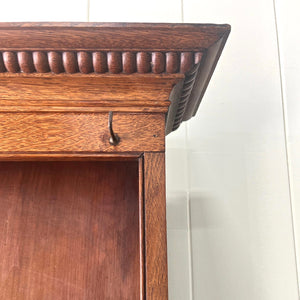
[0,161,140,299]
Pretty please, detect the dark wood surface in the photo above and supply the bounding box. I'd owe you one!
[143,153,168,299]
[0,23,229,51]
[0,74,180,104]
[0,161,140,299]
[0,112,165,154]
[138,157,146,299]
[0,23,230,134]
[0,50,203,75]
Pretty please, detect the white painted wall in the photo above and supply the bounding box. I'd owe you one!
[274,0,300,295]
[0,0,299,299]
[181,0,299,299]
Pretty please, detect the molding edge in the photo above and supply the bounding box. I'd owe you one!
[0,50,203,75]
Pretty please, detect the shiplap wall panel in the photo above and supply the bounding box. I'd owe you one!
[167,191,191,300]
[183,0,299,299]
[166,124,191,299]
[275,0,300,296]
[89,0,182,22]
[1,0,88,21]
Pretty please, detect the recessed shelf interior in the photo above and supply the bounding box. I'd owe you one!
[0,161,140,299]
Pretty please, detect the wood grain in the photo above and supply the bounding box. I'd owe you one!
[182,32,230,120]
[3,51,19,72]
[165,27,230,134]
[0,23,230,133]
[92,52,108,73]
[77,51,93,74]
[172,64,200,131]
[0,161,140,299]
[0,50,203,75]
[18,51,35,73]
[0,74,181,103]
[0,153,143,161]
[0,112,165,153]
[0,22,231,299]
[0,52,5,72]
[62,51,78,74]
[144,152,168,300]
[139,157,146,299]
[180,52,194,74]
[33,51,50,73]
[152,52,165,74]
[137,52,151,73]
[107,51,122,74]
[166,52,179,74]
[123,52,136,74]
[0,23,230,51]
[48,51,64,74]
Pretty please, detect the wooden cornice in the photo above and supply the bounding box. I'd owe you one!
[0,23,230,134]
[0,50,204,75]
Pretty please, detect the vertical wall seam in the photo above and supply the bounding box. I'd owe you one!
[185,123,194,300]
[181,2,194,299]
[181,0,184,25]
[87,0,90,22]
[272,0,300,297]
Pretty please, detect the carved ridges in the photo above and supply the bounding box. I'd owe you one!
[0,51,203,74]
[172,52,204,131]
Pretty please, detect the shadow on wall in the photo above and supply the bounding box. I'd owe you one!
[190,191,256,300]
